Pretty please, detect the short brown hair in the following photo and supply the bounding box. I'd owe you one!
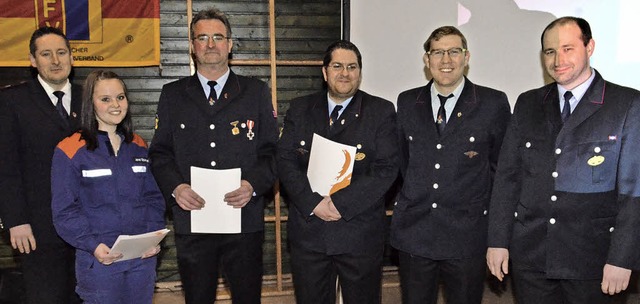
[541,16,592,49]
[423,26,468,53]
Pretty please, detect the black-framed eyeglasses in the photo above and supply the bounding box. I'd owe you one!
[427,48,467,59]
[194,34,230,44]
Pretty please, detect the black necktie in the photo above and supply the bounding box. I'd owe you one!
[53,91,69,121]
[207,80,218,105]
[561,91,573,123]
[329,105,343,130]
[436,94,453,135]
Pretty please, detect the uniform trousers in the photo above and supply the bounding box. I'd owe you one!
[175,232,263,304]
[21,241,80,304]
[290,244,383,304]
[511,263,622,304]
[398,251,486,304]
[76,256,156,304]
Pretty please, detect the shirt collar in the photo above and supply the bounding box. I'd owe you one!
[37,74,71,103]
[557,68,596,103]
[197,68,231,96]
[327,93,354,116]
[430,77,465,101]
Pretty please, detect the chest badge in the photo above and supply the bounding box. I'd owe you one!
[588,155,605,166]
[355,152,366,161]
[246,120,255,140]
[230,121,240,135]
[464,151,479,158]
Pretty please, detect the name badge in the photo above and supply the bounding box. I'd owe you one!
[82,169,112,177]
[132,166,147,173]
[588,155,605,166]
[134,157,149,163]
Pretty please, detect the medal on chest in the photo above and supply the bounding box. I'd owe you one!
[230,121,240,135]
[246,119,255,140]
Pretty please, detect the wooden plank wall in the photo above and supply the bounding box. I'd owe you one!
[0,0,341,283]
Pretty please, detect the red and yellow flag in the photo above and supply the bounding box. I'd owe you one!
[0,0,160,67]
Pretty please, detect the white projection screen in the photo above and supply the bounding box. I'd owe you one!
[349,0,640,108]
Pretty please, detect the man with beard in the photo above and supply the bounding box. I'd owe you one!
[278,40,399,304]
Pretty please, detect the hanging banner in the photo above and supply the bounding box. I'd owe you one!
[0,0,160,67]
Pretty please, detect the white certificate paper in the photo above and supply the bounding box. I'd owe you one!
[307,133,357,196]
[190,166,242,233]
[110,228,170,262]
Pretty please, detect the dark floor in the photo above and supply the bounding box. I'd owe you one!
[153,274,640,304]
[152,277,520,304]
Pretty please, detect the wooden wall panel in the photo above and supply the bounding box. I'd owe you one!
[0,0,341,288]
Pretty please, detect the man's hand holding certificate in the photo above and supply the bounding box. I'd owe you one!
[190,167,242,233]
[307,133,357,196]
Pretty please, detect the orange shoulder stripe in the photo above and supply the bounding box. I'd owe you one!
[57,132,86,159]
[132,133,148,148]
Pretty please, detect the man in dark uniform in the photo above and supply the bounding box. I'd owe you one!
[278,40,399,304]
[487,17,640,303]
[148,8,278,304]
[390,26,511,304]
[0,27,81,304]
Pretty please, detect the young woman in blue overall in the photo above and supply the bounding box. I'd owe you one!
[51,70,166,303]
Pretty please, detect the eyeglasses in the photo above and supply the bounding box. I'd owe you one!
[427,48,467,59]
[193,34,230,44]
[328,63,360,72]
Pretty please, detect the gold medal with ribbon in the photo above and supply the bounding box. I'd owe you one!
[230,121,240,135]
